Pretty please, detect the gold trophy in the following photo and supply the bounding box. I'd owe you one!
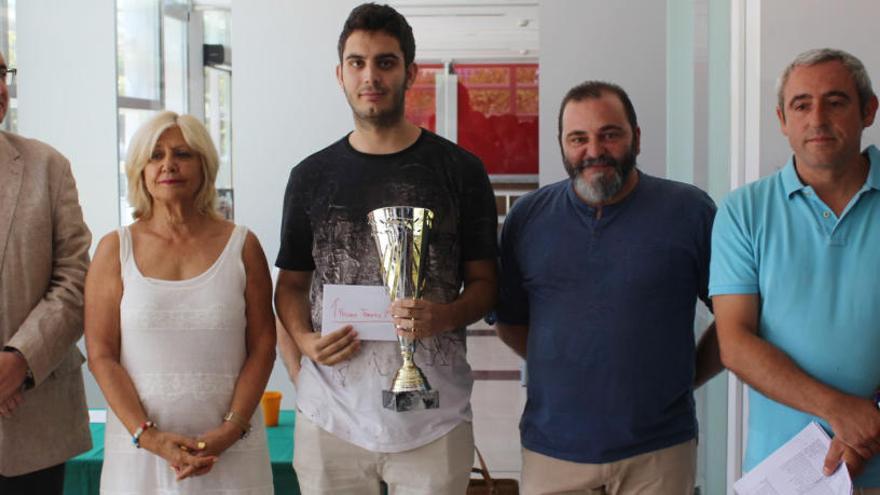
[368,206,440,412]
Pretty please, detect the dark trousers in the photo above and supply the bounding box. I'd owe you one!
[0,463,66,495]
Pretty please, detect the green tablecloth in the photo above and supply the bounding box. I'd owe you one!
[64,410,298,495]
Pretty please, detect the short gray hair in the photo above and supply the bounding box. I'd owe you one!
[777,48,875,117]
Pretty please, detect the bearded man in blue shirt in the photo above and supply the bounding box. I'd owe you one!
[496,80,722,495]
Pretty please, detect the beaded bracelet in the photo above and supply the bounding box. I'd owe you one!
[132,420,156,448]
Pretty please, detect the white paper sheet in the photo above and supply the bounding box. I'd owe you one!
[320,284,397,341]
[734,422,852,495]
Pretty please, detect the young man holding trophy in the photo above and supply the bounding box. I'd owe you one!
[274,3,497,494]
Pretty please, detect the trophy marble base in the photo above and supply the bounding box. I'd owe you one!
[382,389,440,412]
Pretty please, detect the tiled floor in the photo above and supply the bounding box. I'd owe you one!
[467,324,526,482]
[471,380,525,481]
[464,320,729,491]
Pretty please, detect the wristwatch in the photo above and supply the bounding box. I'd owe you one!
[2,346,35,390]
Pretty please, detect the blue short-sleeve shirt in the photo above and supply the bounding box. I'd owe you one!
[498,171,716,463]
[710,145,880,487]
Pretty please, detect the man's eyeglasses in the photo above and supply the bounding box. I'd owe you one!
[0,67,17,85]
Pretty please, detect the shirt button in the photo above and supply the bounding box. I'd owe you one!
[823,211,831,219]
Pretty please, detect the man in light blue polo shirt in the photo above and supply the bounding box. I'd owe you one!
[711,47,880,491]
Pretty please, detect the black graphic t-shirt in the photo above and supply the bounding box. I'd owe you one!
[276,129,497,451]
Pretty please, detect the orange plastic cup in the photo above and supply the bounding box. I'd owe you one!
[261,391,282,427]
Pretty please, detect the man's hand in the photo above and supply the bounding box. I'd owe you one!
[0,391,24,417]
[296,325,360,366]
[391,299,452,339]
[826,395,880,459]
[824,436,868,478]
[0,350,28,403]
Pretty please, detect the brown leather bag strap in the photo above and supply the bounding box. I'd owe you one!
[474,445,495,488]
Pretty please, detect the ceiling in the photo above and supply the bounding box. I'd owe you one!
[391,1,539,60]
[192,1,538,61]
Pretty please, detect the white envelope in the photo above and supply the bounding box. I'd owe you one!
[321,284,397,341]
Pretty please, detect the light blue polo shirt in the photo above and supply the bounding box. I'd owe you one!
[710,145,880,487]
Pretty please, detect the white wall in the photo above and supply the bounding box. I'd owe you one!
[232,0,361,408]
[233,1,358,269]
[16,0,119,409]
[759,0,880,177]
[538,0,667,186]
[16,0,119,241]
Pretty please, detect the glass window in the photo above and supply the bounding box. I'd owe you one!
[203,9,229,46]
[117,0,162,224]
[117,0,161,102]
[1,0,16,132]
[203,8,232,216]
[204,69,231,183]
[116,1,234,222]
[162,13,188,113]
[117,107,160,220]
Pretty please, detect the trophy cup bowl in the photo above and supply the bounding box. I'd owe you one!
[368,206,440,412]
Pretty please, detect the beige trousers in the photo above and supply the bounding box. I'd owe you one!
[292,415,474,495]
[521,439,697,495]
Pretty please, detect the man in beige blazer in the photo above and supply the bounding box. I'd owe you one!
[0,50,92,493]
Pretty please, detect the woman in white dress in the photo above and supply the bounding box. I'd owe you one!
[85,111,276,494]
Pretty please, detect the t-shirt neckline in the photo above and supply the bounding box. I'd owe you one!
[342,128,427,160]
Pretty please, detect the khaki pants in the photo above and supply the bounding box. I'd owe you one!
[521,439,696,495]
[293,415,474,495]
[856,489,880,494]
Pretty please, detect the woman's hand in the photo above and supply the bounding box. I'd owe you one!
[196,421,242,458]
[174,420,245,477]
[138,428,217,481]
[172,421,241,480]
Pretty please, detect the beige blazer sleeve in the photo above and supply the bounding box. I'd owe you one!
[0,133,92,475]
[5,142,91,384]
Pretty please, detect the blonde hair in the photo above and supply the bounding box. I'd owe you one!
[125,111,220,220]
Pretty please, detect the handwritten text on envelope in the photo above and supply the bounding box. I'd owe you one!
[321,284,397,341]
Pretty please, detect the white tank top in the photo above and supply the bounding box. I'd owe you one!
[100,224,272,494]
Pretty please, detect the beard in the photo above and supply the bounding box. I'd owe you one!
[346,81,407,129]
[564,148,637,204]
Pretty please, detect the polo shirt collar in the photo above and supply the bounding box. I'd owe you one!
[781,156,804,198]
[782,144,880,198]
[864,145,880,191]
